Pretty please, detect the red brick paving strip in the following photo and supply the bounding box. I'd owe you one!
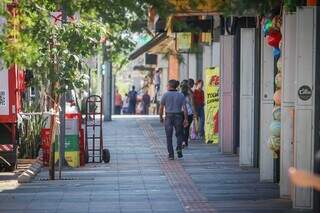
[139,120,216,213]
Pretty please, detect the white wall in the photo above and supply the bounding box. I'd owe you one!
[180,53,188,81]
[189,54,197,81]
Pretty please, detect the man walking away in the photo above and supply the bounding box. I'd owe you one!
[160,80,188,160]
[128,86,137,115]
[114,90,123,115]
[142,91,151,115]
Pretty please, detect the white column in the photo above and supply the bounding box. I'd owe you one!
[203,45,212,82]
[280,12,297,198]
[188,54,197,81]
[158,54,168,95]
[259,32,274,181]
[179,53,188,81]
[103,61,112,121]
[239,28,255,167]
[293,7,316,209]
[212,42,220,67]
[220,35,234,154]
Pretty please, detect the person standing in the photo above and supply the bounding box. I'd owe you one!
[154,68,161,93]
[114,90,123,115]
[194,80,205,138]
[128,86,137,115]
[142,91,151,115]
[180,80,196,148]
[160,80,188,160]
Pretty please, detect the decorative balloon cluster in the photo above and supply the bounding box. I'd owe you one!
[263,16,283,158]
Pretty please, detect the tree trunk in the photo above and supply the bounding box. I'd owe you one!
[48,81,60,180]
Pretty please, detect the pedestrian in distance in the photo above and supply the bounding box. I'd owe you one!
[159,80,188,160]
[128,86,137,115]
[114,90,123,115]
[142,90,151,115]
[188,78,195,91]
[154,68,161,93]
[194,79,205,139]
[180,80,197,148]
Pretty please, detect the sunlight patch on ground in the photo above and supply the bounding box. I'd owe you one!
[111,115,158,120]
[0,180,19,192]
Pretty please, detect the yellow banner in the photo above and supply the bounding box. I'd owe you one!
[205,67,220,144]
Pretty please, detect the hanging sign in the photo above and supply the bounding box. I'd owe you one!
[177,32,192,51]
[298,85,312,101]
[0,69,9,115]
[204,67,220,144]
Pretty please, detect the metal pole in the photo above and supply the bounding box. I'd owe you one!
[58,0,67,180]
[89,69,91,97]
[103,45,112,121]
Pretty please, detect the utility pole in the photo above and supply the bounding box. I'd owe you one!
[103,44,112,121]
[58,0,67,180]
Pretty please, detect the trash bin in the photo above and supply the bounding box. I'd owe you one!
[54,113,81,168]
[41,113,83,167]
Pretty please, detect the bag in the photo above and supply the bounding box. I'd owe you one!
[194,117,199,133]
[190,118,199,140]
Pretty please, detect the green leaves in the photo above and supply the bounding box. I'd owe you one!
[0,0,176,94]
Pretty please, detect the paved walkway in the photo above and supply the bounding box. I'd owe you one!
[0,116,302,213]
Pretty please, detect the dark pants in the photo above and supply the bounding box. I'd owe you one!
[129,102,136,114]
[196,106,205,137]
[143,104,149,115]
[183,115,193,146]
[165,113,183,157]
[115,106,121,115]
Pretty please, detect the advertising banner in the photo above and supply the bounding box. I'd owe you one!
[204,67,220,144]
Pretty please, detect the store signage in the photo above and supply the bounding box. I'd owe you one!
[298,85,312,101]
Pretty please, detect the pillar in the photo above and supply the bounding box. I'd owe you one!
[220,35,234,154]
[260,31,274,181]
[280,12,296,197]
[239,28,256,167]
[293,7,316,209]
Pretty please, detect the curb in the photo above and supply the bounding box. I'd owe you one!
[18,149,43,183]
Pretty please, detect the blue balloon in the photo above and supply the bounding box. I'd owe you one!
[273,48,281,60]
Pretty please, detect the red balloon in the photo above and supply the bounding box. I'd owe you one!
[267,29,282,48]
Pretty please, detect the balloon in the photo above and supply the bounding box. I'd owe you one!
[275,72,282,89]
[268,136,281,158]
[270,120,281,137]
[272,16,282,31]
[273,89,281,106]
[263,19,272,36]
[277,59,282,71]
[273,47,281,60]
[273,106,281,121]
[267,29,282,48]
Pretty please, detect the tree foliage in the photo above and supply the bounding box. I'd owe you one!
[0,0,174,92]
[215,0,301,15]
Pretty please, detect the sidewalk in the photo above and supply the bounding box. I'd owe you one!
[0,116,305,213]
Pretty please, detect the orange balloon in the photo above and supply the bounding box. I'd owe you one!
[273,90,281,106]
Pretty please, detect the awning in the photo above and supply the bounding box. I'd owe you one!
[128,33,173,61]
